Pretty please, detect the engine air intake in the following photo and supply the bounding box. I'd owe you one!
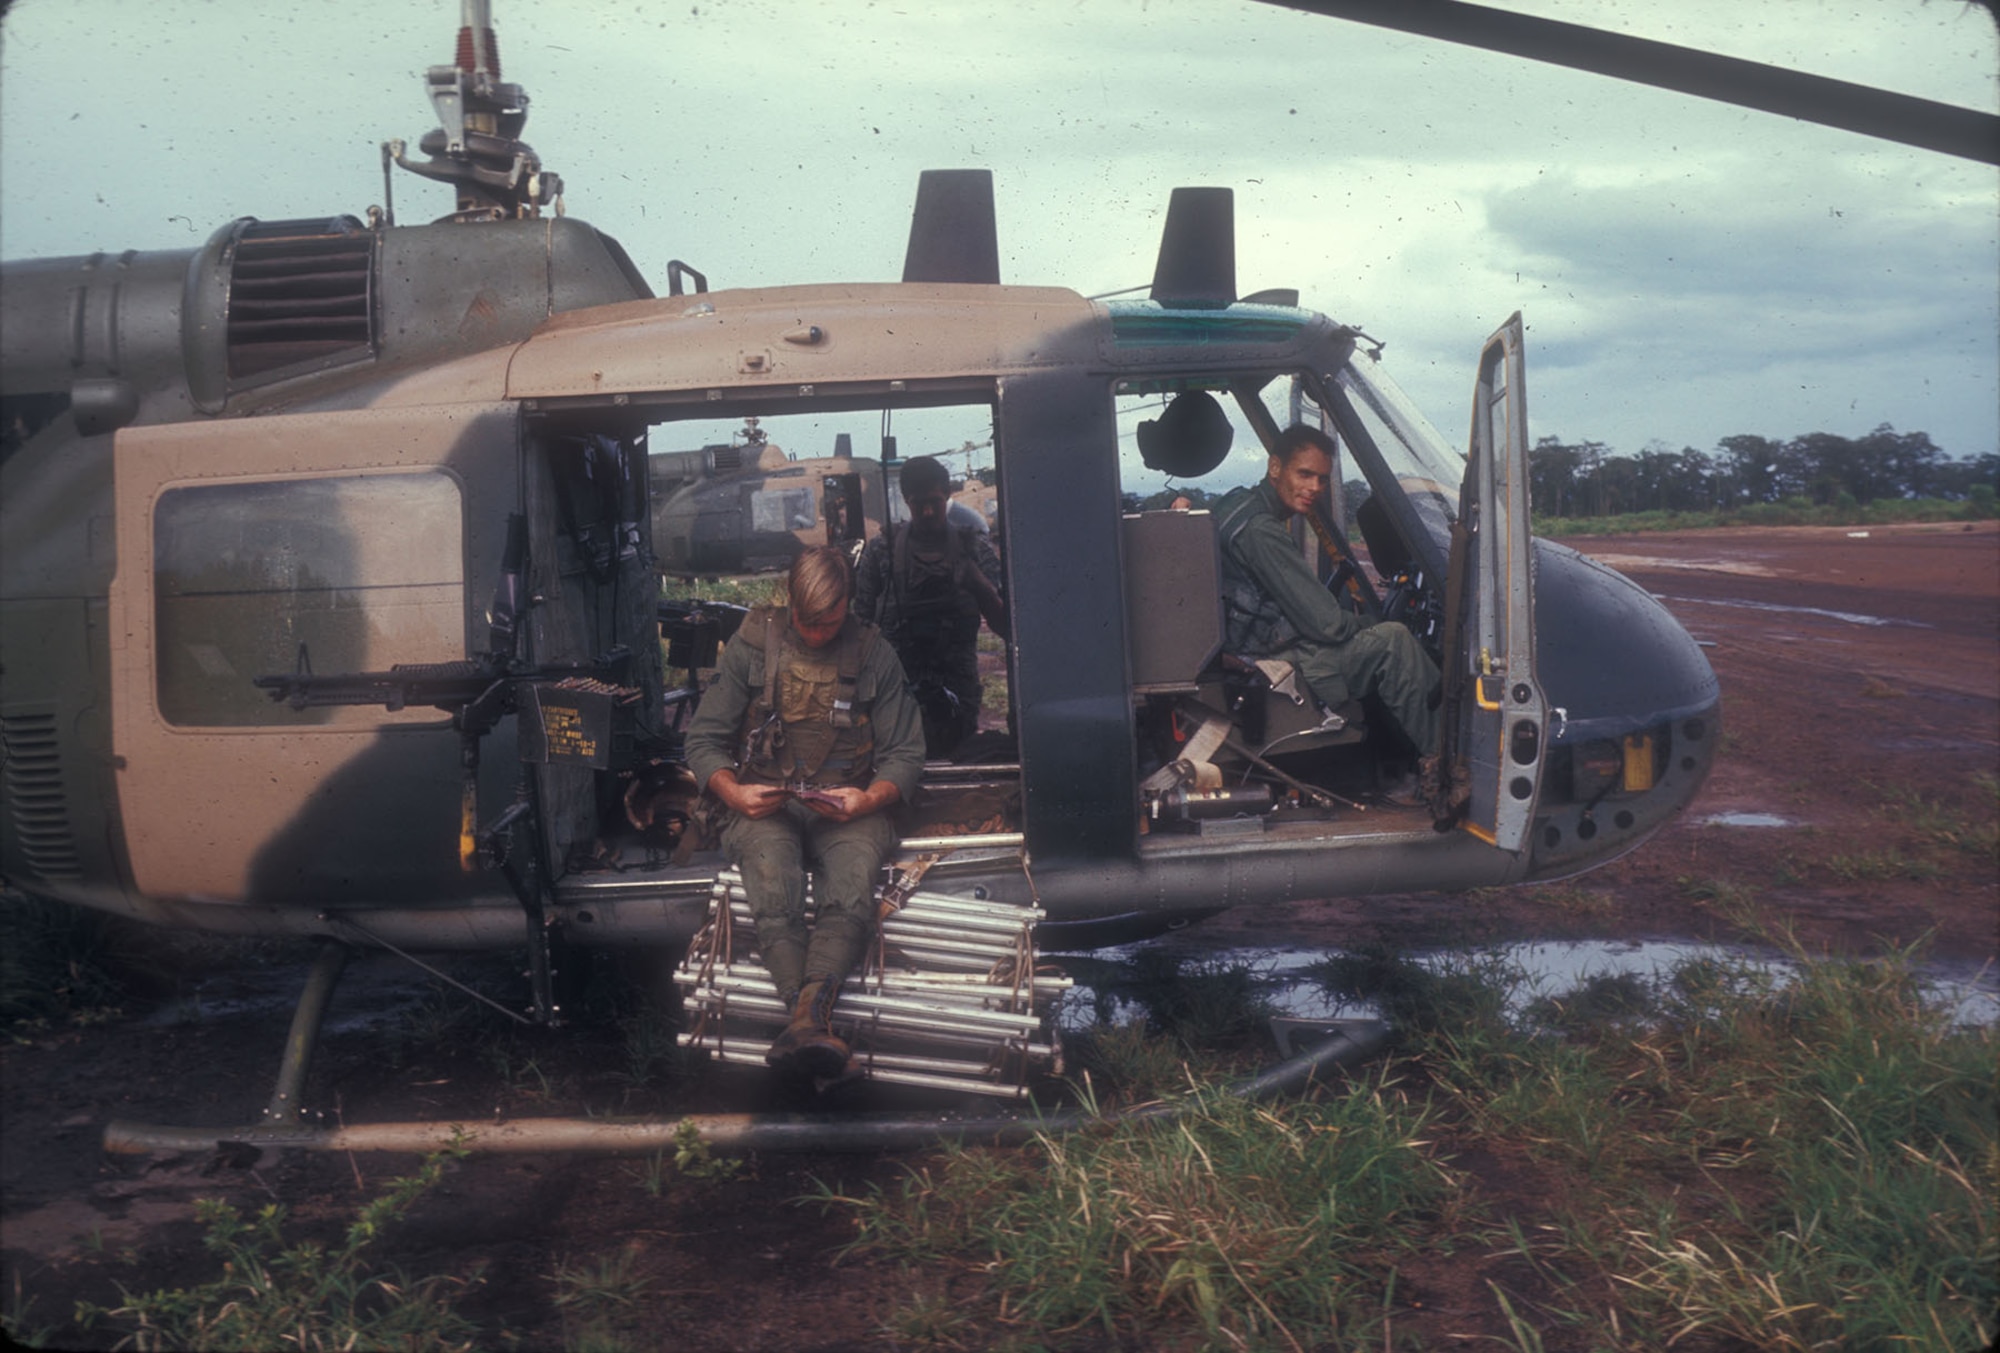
[226,217,376,381]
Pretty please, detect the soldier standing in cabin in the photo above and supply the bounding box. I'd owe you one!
[683,546,925,1077]
[853,456,1010,759]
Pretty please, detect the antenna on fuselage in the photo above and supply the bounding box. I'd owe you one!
[902,170,1001,285]
[389,0,563,222]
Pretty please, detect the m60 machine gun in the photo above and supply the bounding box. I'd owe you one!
[253,512,647,1023]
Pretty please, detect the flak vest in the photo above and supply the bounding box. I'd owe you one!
[1214,484,1300,655]
[886,522,978,656]
[735,606,880,786]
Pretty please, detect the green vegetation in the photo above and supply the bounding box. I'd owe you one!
[820,1086,1458,1350]
[664,575,786,609]
[667,1117,744,1181]
[547,1245,651,1353]
[13,891,1990,1348]
[826,931,1995,1351]
[660,575,785,687]
[1536,495,1994,536]
[1527,426,1995,525]
[76,1147,482,1352]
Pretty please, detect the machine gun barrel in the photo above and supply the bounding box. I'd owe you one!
[254,659,501,714]
[253,649,637,729]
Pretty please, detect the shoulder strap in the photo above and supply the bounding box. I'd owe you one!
[761,606,787,713]
[827,617,876,728]
[890,521,910,608]
[1215,487,1266,551]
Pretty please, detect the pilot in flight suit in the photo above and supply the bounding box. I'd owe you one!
[1214,425,1441,766]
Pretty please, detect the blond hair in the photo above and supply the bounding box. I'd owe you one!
[789,545,852,624]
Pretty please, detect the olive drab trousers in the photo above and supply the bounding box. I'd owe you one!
[721,800,894,1001]
[1280,620,1441,758]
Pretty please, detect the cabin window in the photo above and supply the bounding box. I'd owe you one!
[749,485,817,534]
[153,471,464,727]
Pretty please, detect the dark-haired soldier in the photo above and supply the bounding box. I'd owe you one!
[853,456,1009,758]
[683,546,924,1077]
[1214,425,1441,787]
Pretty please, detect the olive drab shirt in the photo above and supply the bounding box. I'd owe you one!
[1215,478,1375,656]
[683,608,925,802]
[851,522,1008,678]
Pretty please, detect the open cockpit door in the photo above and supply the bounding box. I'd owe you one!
[1445,314,1546,849]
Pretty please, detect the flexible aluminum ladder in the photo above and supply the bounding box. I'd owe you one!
[673,867,1069,1098]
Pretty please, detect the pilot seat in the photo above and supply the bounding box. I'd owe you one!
[1122,508,1375,822]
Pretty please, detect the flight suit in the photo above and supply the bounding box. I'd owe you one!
[683,608,924,1000]
[1215,479,1440,756]
[852,523,1007,757]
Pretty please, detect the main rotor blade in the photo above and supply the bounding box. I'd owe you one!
[1254,0,2000,165]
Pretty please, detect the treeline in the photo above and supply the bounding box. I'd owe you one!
[1121,424,1998,526]
[1530,424,1997,519]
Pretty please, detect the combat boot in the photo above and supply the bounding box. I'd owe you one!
[765,979,850,1079]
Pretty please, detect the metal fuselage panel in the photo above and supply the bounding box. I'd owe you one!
[106,404,523,909]
[506,283,1106,403]
[1,266,1723,941]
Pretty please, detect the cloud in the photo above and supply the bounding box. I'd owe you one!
[4,0,1993,460]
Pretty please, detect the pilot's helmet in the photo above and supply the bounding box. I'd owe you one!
[1137,390,1233,478]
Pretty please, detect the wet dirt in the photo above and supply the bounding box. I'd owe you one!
[4,522,1995,1351]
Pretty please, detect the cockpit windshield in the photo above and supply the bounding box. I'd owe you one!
[1332,349,1465,493]
[1296,351,1464,572]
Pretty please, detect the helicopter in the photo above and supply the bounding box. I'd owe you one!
[649,418,998,579]
[0,0,1751,1125]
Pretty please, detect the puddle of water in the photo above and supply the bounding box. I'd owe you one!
[1700,812,1794,828]
[1053,938,2000,1031]
[1654,594,1926,629]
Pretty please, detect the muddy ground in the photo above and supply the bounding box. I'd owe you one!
[3,521,1994,1351]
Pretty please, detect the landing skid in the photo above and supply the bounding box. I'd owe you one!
[100,880,1392,1157]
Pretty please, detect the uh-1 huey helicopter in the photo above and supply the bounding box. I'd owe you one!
[648,416,997,580]
[0,0,1737,1137]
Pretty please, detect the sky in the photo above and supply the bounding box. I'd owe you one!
[3,0,1995,487]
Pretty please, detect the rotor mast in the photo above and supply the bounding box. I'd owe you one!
[392,0,564,221]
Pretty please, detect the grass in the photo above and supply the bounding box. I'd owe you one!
[3,1271,57,1351]
[1823,847,1943,882]
[1059,954,1286,1101]
[818,1083,1459,1349]
[76,1146,482,1352]
[547,1245,651,1353]
[1520,882,1616,918]
[823,922,1995,1351]
[16,891,1989,1349]
[663,575,786,607]
[1875,777,2000,862]
[1536,495,1996,536]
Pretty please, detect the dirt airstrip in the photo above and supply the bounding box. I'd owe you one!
[3,521,1994,1350]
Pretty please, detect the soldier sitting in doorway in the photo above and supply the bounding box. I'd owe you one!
[682,546,925,1077]
[853,456,1010,759]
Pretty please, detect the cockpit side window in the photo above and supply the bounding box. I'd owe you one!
[153,472,464,727]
